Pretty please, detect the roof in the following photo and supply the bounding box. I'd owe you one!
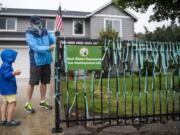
[0,8,90,18]
[0,1,137,20]
[87,1,138,21]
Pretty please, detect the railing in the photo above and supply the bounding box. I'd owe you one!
[52,36,180,133]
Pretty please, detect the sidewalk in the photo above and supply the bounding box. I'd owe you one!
[0,79,64,135]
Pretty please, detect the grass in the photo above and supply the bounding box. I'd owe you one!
[61,72,180,116]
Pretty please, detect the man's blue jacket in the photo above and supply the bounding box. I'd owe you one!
[25,27,55,66]
[0,49,17,95]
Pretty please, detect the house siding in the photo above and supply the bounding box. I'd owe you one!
[18,17,90,38]
[90,4,135,40]
[96,4,130,16]
[85,19,90,38]
[0,17,91,39]
[0,4,136,41]
[17,17,29,32]
[90,16,134,40]
[90,16,103,39]
[122,18,134,40]
[61,18,90,38]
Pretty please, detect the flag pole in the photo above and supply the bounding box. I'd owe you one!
[52,30,63,134]
[52,2,64,133]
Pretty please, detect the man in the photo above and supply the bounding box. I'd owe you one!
[25,15,55,113]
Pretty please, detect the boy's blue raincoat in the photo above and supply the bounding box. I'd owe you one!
[0,49,17,95]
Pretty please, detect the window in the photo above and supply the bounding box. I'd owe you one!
[0,18,16,31]
[106,20,113,30]
[41,19,46,29]
[104,19,122,37]
[46,20,54,31]
[41,19,55,31]
[7,18,16,30]
[73,20,85,36]
[0,18,6,29]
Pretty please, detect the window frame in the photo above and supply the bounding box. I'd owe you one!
[72,19,85,36]
[0,17,17,32]
[41,19,55,32]
[104,18,122,37]
[46,19,55,32]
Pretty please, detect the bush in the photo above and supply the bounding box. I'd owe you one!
[169,58,178,74]
[99,29,119,40]
[141,60,159,76]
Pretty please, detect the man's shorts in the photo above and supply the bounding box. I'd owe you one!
[29,64,51,85]
[3,94,16,103]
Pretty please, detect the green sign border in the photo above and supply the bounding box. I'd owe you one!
[66,45,102,70]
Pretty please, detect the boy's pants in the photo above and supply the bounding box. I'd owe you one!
[3,94,16,103]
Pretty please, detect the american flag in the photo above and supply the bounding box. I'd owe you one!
[55,5,63,31]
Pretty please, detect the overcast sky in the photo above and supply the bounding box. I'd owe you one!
[1,0,175,33]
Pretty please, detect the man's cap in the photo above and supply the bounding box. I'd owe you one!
[30,15,41,25]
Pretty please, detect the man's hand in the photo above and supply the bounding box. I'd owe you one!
[13,69,21,76]
[49,45,54,51]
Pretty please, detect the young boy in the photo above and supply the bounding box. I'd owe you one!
[0,49,21,127]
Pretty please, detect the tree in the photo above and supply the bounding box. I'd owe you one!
[136,24,180,41]
[113,0,180,22]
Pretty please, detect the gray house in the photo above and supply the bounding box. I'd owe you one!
[0,1,137,78]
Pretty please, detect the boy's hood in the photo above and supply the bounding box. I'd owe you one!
[0,49,17,63]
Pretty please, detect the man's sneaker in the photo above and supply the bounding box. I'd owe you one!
[6,120,20,127]
[39,101,52,110]
[25,103,35,113]
[0,120,7,126]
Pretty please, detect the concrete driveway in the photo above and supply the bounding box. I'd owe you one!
[0,79,63,135]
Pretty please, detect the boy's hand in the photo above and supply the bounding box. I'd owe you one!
[13,70,21,76]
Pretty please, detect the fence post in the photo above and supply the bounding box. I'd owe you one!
[52,31,63,133]
[138,41,142,124]
[158,42,162,122]
[131,41,134,124]
[178,45,180,120]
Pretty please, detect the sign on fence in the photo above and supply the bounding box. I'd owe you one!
[66,45,102,70]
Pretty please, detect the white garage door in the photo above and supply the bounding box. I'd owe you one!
[0,46,30,78]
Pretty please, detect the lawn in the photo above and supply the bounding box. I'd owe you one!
[61,72,180,116]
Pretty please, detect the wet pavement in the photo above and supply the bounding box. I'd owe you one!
[0,79,64,135]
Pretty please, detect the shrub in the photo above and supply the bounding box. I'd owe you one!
[141,60,160,76]
[99,29,119,40]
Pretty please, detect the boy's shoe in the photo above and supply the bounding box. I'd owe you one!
[0,120,7,126]
[6,120,20,127]
[39,101,52,110]
[25,103,35,113]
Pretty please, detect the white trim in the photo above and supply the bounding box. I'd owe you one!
[41,19,55,32]
[94,14,132,19]
[0,45,28,49]
[0,29,16,32]
[46,19,55,32]
[15,18,17,31]
[72,19,85,36]
[0,38,25,41]
[87,1,112,17]
[124,9,139,20]
[104,18,122,37]
[0,17,17,32]
[86,1,138,21]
